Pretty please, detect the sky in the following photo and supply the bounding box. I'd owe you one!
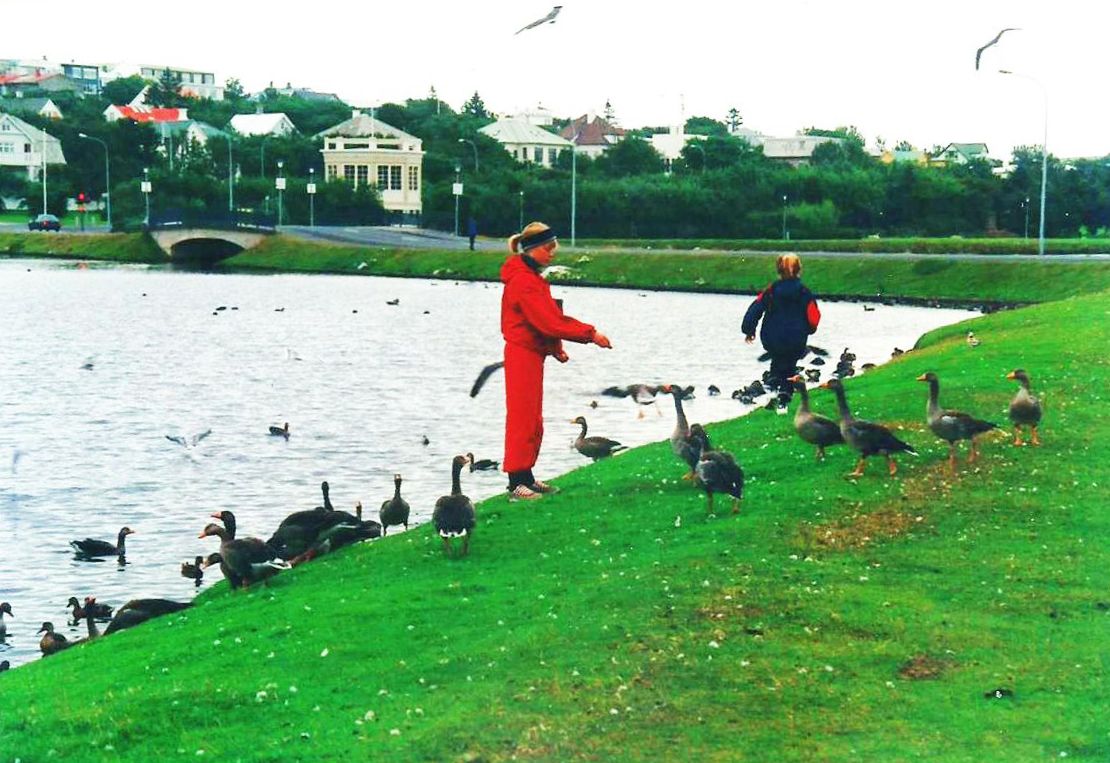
[3,0,1107,160]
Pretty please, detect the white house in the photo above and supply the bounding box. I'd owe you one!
[317,110,424,215]
[649,125,706,173]
[479,118,571,167]
[0,111,65,180]
[560,114,626,159]
[229,112,296,137]
[0,97,63,120]
[759,134,843,166]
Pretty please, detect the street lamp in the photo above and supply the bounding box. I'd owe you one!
[571,129,583,247]
[1022,196,1030,240]
[141,167,152,227]
[458,138,479,172]
[222,134,234,213]
[453,162,462,237]
[999,69,1048,256]
[78,132,111,229]
[39,130,47,215]
[307,167,317,228]
[687,141,707,173]
[276,160,285,226]
[781,194,788,240]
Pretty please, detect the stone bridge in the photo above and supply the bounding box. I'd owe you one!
[147,211,276,264]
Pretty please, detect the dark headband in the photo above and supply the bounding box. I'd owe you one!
[520,228,557,251]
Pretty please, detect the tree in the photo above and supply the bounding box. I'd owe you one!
[224,78,245,102]
[463,91,489,119]
[895,140,915,151]
[684,116,728,137]
[595,137,663,177]
[149,69,183,108]
[101,75,148,105]
[726,107,743,132]
[604,99,617,125]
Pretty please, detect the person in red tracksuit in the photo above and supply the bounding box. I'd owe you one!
[501,222,612,501]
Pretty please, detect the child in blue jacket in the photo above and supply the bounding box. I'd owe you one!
[741,254,821,390]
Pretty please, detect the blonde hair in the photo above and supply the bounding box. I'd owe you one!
[508,221,554,254]
[776,253,802,279]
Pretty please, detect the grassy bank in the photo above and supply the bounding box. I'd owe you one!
[228,235,1110,306]
[0,232,163,262]
[580,236,1110,256]
[2,291,1106,760]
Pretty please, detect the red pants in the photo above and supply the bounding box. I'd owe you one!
[503,342,546,473]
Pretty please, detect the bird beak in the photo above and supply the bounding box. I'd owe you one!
[1005,371,1016,380]
[915,374,927,382]
[210,512,222,519]
[198,530,208,539]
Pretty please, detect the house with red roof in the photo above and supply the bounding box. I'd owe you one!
[103,104,188,123]
[559,114,627,159]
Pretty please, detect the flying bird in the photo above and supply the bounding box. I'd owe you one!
[469,361,504,398]
[975,28,1020,70]
[515,5,562,35]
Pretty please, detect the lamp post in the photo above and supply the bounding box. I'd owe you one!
[518,189,524,230]
[781,194,788,240]
[1023,196,1030,240]
[687,141,707,173]
[223,134,234,213]
[141,167,152,227]
[453,163,462,237]
[307,167,316,228]
[40,130,47,215]
[276,160,285,226]
[78,132,111,229]
[458,138,479,172]
[571,133,581,247]
[999,69,1048,256]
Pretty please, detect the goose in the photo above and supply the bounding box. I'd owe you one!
[0,660,8,672]
[570,416,627,461]
[788,376,844,459]
[694,444,744,515]
[80,597,102,641]
[466,453,500,472]
[269,422,290,438]
[70,527,134,558]
[104,599,192,635]
[38,622,71,656]
[380,474,411,535]
[917,372,998,470]
[291,503,381,565]
[661,384,711,479]
[0,602,11,638]
[432,455,476,557]
[600,384,661,418]
[1006,369,1043,446]
[266,482,349,558]
[200,522,288,590]
[66,596,113,622]
[822,379,917,478]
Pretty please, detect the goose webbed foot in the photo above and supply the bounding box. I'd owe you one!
[1012,426,1023,447]
[731,498,740,515]
[847,458,866,479]
[887,456,898,477]
[681,471,694,481]
[1031,427,1041,446]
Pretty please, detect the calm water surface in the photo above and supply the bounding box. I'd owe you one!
[0,258,974,667]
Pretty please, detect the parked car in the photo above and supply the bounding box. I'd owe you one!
[28,214,61,232]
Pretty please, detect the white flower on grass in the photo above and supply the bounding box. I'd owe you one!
[708,641,720,649]
[255,691,268,702]
[364,710,377,721]
[320,647,329,657]
[390,728,401,737]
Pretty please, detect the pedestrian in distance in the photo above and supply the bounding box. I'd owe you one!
[741,254,821,393]
[500,221,612,501]
[467,216,478,251]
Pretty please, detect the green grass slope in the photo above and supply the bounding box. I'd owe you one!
[579,237,1110,255]
[0,232,163,262]
[1,294,1107,762]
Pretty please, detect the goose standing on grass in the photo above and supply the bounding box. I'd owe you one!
[37,622,70,656]
[917,372,998,470]
[661,384,711,479]
[266,481,348,558]
[104,599,192,635]
[823,379,917,478]
[291,503,382,565]
[788,375,844,460]
[70,527,134,558]
[570,416,627,461]
[0,602,11,638]
[694,442,744,515]
[200,519,288,590]
[66,596,113,622]
[1006,369,1043,446]
[433,455,476,557]
[380,474,411,535]
[269,422,290,439]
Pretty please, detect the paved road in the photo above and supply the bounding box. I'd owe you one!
[0,222,111,234]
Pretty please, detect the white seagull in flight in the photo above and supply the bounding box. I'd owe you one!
[515,5,562,35]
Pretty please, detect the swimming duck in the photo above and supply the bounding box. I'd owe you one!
[570,416,627,461]
[466,453,500,472]
[694,444,744,515]
[200,522,288,590]
[966,332,981,348]
[70,527,134,558]
[269,422,290,438]
[823,379,917,478]
[0,602,11,637]
[433,455,476,557]
[380,474,411,535]
[788,376,844,459]
[37,622,70,656]
[917,372,998,470]
[1006,369,1042,446]
[66,596,113,622]
[181,555,206,582]
[661,384,711,479]
[104,599,192,635]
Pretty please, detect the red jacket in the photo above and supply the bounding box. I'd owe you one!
[500,254,595,356]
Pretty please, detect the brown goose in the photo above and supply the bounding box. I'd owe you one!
[380,474,411,535]
[788,375,844,459]
[570,416,627,461]
[37,622,70,656]
[67,596,113,622]
[917,372,998,470]
[661,384,711,478]
[823,379,917,477]
[104,598,192,635]
[1006,369,1042,446]
[432,455,476,557]
[70,527,134,557]
[200,521,288,590]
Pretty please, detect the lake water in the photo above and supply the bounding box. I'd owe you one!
[0,258,974,667]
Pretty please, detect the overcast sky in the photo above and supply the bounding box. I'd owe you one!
[4,0,1106,159]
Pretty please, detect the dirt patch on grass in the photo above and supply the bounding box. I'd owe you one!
[797,507,921,550]
[898,654,955,681]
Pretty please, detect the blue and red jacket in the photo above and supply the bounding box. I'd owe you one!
[741,278,821,356]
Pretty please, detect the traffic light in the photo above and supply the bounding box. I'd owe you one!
[77,192,86,203]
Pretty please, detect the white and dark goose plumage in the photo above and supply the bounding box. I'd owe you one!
[917,372,998,470]
[433,455,476,557]
[0,601,12,637]
[70,526,134,557]
[1006,369,1043,446]
[466,453,500,472]
[571,416,627,461]
[199,520,288,590]
[694,443,744,515]
[380,474,411,535]
[104,598,192,635]
[823,379,917,478]
[788,375,844,460]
